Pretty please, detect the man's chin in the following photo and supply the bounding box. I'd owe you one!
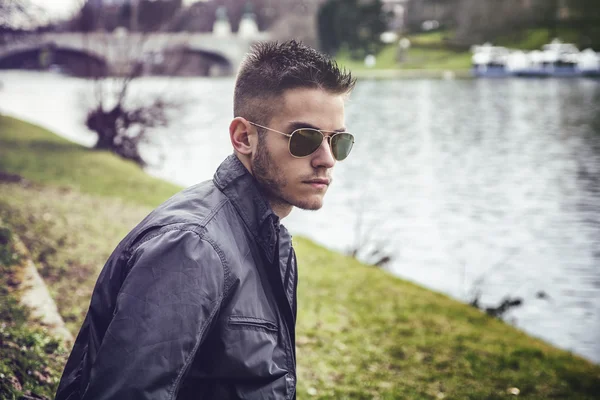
[292,196,324,211]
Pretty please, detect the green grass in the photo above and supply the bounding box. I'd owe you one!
[336,43,471,72]
[398,48,472,70]
[0,225,67,399]
[496,28,584,50]
[1,114,600,399]
[406,30,452,46]
[295,239,600,398]
[335,30,471,73]
[0,115,180,208]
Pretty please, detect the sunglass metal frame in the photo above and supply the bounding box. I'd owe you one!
[248,121,355,161]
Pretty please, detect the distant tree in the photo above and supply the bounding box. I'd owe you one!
[70,1,96,32]
[317,0,340,55]
[268,0,322,49]
[317,0,389,59]
[131,0,183,32]
[451,0,600,49]
[453,0,538,46]
[66,0,182,32]
[0,0,28,28]
[0,0,38,35]
[404,0,460,34]
[0,0,58,51]
[563,0,600,49]
[168,0,305,33]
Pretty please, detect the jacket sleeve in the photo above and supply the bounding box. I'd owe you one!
[81,228,225,400]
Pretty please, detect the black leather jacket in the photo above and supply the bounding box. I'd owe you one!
[56,155,298,400]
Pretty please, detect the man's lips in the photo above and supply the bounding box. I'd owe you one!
[303,178,330,185]
[303,179,331,191]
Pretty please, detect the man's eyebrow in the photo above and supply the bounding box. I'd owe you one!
[287,121,347,133]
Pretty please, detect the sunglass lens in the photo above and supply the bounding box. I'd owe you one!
[331,133,354,161]
[290,129,323,157]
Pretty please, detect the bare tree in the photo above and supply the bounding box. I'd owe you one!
[74,0,190,166]
[0,0,33,32]
[347,197,394,268]
[0,0,47,45]
[85,73,186,166]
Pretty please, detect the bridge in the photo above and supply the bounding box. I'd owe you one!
[0,31,272,77]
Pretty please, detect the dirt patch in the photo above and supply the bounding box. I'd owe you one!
[5,226,73,344]
[0,171,25,183]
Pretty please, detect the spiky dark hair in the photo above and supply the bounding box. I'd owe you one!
[234,40,356,125]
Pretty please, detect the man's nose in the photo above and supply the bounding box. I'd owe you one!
[311,136,336,169]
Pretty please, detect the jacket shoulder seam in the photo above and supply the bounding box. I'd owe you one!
[127,198,230,255]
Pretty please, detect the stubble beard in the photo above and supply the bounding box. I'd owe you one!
[252,138,324,212]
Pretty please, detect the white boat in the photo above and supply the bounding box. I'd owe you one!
[471,39,600,78]
[471,43,510,77]
[578,48,600,77]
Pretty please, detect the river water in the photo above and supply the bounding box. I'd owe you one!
[1,71,599,363]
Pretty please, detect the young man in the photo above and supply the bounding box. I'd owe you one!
[55,40,356,400]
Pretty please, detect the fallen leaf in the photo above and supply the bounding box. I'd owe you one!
[508,387,520,395]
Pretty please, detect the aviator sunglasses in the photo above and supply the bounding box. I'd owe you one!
[248,122,355,161]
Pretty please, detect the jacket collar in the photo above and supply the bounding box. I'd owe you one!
[213,154,280,263]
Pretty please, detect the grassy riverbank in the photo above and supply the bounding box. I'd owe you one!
[335,28,585,79]
[335,31,472,78]
[1,115,600,399]
[336,45,471,71]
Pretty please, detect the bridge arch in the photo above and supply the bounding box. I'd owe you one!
[147,47,234,77]
[0,44,109,77]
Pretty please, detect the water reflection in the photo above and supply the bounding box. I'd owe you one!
[305,78,600,363]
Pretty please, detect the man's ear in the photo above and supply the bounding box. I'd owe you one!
[229,117,255,156]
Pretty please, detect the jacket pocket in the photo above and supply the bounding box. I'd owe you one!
[228,315,278,334]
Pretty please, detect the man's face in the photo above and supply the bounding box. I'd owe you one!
[251,87,346,213]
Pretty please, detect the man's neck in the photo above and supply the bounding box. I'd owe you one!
[236,152,253,175]
[234,153,292,220]
[268,198,292,220]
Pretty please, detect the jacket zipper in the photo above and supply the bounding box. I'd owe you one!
[228,318,278,332]
[268,234,297,396]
